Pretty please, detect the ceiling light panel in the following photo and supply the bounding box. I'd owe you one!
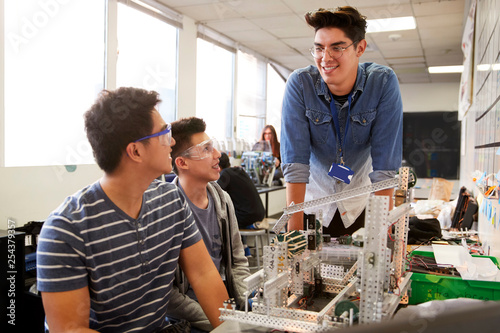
[367,16,417,33]
[428,65,464,73]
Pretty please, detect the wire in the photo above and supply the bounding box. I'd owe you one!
[390,274,402,296]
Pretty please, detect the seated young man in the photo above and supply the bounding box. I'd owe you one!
[36,88,228,332]
[167,117,250,332]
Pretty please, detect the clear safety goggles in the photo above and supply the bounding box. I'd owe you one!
[134,123,172,146]
[179,138,218,160]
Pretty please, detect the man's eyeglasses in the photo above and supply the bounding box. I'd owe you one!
[179,138,217,160]
[310,41,357,60]
[134,123,172,146]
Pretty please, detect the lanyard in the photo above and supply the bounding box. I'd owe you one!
[329,92,352,165]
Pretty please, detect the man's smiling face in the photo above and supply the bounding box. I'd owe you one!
[313,27,364,95]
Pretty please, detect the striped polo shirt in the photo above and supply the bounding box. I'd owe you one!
[37,179,201,332]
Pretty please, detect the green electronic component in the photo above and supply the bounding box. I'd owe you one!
[272,230,307,258]
[334,300,359,317]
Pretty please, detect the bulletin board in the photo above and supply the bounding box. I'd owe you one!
[472,0,500,176]
[470,0,500,252]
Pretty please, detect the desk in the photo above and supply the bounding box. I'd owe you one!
[256,185,285,218]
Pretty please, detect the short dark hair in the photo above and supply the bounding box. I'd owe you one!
[170,117,206,174]
[219,152,230,169]
[84,87,161,173]
[305,6,367,43]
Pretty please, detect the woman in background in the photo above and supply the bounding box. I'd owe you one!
[260,125,280,167]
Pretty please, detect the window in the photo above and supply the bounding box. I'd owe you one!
[116,2,178,123]
[4,0,106,166]
[196,38,234,140]
[266,64,286,140]
[236,50,266,142]
[195,25,289,152]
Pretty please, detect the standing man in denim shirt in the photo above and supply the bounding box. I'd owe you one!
[281,7,403,236]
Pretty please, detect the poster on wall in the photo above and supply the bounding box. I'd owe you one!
[458,0,476,120]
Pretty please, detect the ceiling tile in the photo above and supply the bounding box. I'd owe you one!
[424,47,463,57]
[272,54,312,67]
[419,27,462,40]
[374,40,423,52]
[347,0,411,8]
[411,0,466,16]
[416,13,463,29]
[241,40,299,58]
[205,18,260,32]
[224,29,277,42]
[361,50,385,59]
[365,43,379,52]
[361,51,388,65]
[229,0,293,18]
[250,15,311,38]
[394,67,429,75]
[281,36,314,52]
[421,37,461,49]
[353,3,413,19]
[387,56,426,65]
[410,0,448,2]
[426,54,464,66]
[176,3,241,22]
[364,35,379,51]
[382,48,425,58]
[368,29,420,44]
[280,61,310,70]
[158,0,218,7]
[397,72,431,83]
[282,0,349,14]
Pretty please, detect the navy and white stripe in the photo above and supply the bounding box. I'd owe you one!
[37,180,201,332]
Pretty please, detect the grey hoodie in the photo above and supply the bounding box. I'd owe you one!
[166,178,250,331]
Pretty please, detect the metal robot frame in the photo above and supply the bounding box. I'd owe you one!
[220,167,412,332]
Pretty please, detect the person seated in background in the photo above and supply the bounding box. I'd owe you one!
[218,152,267,230]
[37,87,228,332]
[166,117,250,332]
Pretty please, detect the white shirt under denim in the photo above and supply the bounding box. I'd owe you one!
[281,63,403,228]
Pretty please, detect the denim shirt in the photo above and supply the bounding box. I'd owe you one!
[280,63,403,228]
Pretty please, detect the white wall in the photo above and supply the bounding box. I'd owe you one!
[400,82,460,112]
[0,12,462,229]
[0,165,103,229]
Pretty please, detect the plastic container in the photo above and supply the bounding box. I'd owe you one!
[408,250,500,305]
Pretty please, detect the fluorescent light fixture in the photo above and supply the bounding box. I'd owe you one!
[477,64,490,71]
[479,64,500,71]
[428,65,464,73]
[367,16,416,33]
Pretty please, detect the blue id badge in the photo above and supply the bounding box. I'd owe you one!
[328,163,354,184]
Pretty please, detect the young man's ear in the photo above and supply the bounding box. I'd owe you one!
[355,39,367,57]
[175,156,189,172]
[126,142,143,162]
